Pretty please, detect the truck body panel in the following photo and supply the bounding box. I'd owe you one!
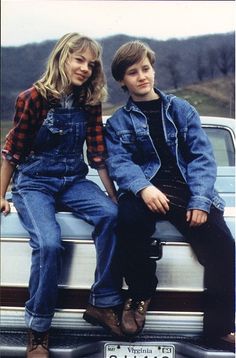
[1,117,235,357]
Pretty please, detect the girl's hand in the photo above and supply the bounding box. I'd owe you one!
[1,198,11,215]
[140,185,170,214]
[186,209,208,227]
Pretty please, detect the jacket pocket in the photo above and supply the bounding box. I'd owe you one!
[118,130,136,144]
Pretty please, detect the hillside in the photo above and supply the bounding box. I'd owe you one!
[1,32,235,120]
[170,76,235,118]
[103,76,235,117]
[2,76,234,147]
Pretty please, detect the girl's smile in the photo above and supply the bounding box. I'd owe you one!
[66,48,96,87]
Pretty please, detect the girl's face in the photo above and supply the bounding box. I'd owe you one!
[65,48,96,87]
[120,56,157,101]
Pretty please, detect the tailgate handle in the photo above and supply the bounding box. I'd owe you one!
[149,239,163,260]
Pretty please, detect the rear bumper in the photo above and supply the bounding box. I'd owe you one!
[0,327,234,358]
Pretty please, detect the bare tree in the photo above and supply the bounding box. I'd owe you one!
[164,54,182,89]
[216,43,235,76]
[206,48,218,79]
[195,53,206,81]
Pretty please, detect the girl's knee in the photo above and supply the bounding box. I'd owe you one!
[101,201,118,221]
[43,240,63,256]
[39,228,62,253]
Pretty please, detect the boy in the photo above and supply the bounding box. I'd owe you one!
[105,41,235,343]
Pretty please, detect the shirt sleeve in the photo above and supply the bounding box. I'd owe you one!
[2,88,47,164]
[172,98,217,213]
[85,103,107,169]
[105,117,151,195]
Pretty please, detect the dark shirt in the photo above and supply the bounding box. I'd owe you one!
[134,98,190,208]
[2,87,107,169]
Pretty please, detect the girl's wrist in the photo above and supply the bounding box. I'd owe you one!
[109,193,117,199]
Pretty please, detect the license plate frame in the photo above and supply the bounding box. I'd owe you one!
[104,343,175,358]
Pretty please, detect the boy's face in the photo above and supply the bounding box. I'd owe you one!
[120,56,157,101]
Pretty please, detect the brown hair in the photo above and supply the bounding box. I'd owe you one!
[111,40,156,82]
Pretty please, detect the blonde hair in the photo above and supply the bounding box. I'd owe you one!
[111,40,156,82]
[34,32,107,104]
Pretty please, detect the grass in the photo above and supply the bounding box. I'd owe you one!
[172,88,233,118]
[171,76,235,118]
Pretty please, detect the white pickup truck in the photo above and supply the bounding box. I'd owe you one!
[0,116,235,358]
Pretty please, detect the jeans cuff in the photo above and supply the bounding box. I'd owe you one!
[89,291,123,307]
[25,308,54,332]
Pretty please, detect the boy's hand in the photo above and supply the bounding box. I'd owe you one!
[186,209,208,227]
[1,198,11,216]
[140,185,170,214]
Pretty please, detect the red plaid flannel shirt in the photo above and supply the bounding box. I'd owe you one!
[2,87,107,169]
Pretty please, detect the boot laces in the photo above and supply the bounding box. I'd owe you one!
[31,331,48,350]
[125,298,134,310]
[112,311,121,326]
[136,300,145,314]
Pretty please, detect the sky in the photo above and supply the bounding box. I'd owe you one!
[1,0,235,47]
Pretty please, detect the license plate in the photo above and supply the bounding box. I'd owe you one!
[104,343,175,358]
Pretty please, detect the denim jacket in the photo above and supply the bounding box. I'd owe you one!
[105,89,225,213]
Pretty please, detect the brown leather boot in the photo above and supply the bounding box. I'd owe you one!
[83,304,124,337]
[134,298,151,331]
[121,298,140,336]
[26,329,49,358]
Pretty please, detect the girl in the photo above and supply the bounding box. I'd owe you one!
[0,33,123,357]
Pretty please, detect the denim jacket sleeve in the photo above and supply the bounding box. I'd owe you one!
[105,120,151,195]
[172,99,217,213]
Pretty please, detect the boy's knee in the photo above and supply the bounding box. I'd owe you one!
[118,211,144,232]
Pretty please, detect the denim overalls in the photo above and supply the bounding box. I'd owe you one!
[12,108,122,332]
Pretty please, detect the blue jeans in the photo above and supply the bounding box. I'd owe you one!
[13,172,123,332]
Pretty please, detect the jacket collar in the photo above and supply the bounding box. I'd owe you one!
[124,88,175,112]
